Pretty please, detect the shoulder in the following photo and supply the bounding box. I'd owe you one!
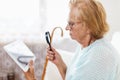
[89,38,116,54]
[87,38,118,61]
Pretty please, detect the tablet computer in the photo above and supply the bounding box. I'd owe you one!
[3,40,36,72]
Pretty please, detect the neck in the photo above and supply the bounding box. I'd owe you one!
[79,35,96,48]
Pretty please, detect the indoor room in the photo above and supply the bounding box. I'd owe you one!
[0,0,120,80]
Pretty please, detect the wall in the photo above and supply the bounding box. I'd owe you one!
[100,0,120,40]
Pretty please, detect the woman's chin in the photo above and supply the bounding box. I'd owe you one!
[70,34,75,39]
[70,36,75,40]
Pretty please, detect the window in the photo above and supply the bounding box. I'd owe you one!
[0,0,46,41]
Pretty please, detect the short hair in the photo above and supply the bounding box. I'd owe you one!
[69,0,109,39]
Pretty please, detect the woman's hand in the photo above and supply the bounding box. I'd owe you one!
[46,47,63,66]
[46,47,67,79]
[24,60,36,80]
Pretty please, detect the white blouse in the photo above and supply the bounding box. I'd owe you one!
[65,38,120,80]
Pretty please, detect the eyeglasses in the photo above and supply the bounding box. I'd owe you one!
[67,21,82,28]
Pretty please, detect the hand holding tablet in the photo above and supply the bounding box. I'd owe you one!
[3,40,36,72]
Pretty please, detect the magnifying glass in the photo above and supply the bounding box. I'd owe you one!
[45,31,52,50]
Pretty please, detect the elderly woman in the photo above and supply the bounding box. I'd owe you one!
[25,0,120,80]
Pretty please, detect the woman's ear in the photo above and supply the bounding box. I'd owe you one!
[85,25,91,34]
[86,29,91,34]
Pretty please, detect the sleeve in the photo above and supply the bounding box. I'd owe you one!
[71,46,115,80]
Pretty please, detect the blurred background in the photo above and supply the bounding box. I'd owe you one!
[0,0,119,41]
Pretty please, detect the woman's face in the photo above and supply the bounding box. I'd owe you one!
[66,7,90,42]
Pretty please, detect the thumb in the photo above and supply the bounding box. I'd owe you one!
[29,60,34,73]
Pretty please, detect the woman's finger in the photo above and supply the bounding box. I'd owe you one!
[29,60,34,73]
[47,50,55,55]
[47,53,55,61]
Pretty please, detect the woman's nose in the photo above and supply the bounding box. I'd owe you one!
[65,25,70,30]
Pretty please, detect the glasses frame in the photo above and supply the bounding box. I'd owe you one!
[67,21,83,28]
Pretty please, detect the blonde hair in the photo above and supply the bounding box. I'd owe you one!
[69,0,109,39]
